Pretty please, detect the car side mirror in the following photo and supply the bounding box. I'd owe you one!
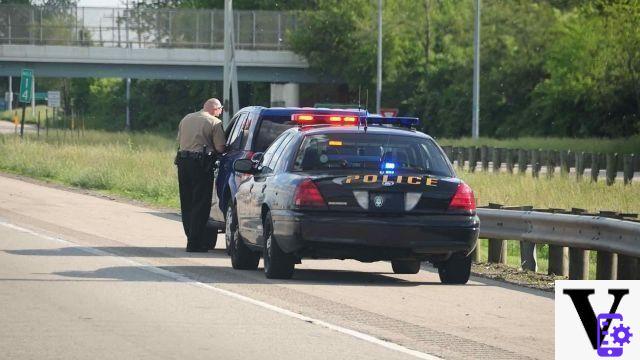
[251,152,264,163]
[233,159,256,174]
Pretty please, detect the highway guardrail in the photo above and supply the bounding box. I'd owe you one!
[476,208,640,280]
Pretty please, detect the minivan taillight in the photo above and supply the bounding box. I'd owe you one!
[294,179,326,209]
[448,183,476,211]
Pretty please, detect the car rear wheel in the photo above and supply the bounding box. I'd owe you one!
[228,205,259,270]
[263,212,295,279]
[391,260,421,274]
[438,253,472,284]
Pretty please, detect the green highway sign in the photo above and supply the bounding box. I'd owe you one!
[19,69,33,103]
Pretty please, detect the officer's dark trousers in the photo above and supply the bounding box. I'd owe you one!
[177,158,213,248]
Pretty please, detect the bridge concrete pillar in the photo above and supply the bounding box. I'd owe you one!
[270,83,299,107]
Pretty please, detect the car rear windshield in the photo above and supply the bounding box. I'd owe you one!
[292,133,453,177]
[254,115,297,152]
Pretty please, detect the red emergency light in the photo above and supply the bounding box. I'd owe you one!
[292,113,359,125]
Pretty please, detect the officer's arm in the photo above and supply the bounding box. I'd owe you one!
[212,122,227,154]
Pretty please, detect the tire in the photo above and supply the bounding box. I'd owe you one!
[203,222,218,250]
[228,205,259,270]
[391,260,421,274]
[224,204,234,255]
[263,211,295,279]
[438,253,472,284]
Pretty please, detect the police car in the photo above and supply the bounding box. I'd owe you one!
[228,113,479,284]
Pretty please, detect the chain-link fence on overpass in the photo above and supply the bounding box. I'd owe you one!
[0,5,297,50]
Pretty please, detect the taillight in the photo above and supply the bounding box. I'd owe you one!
[293,179,326,209]
[448,183,476,211]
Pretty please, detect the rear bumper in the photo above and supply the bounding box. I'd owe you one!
[271,210,479,261]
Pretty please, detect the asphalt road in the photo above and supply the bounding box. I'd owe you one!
[0,174,554,360]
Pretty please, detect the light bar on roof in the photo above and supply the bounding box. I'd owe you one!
[291,113,361,125]
[365,116,419,128]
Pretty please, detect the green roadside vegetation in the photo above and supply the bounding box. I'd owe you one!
[460,171,639,214]
[0,130,634,281]
[0,131,179,209]
[0,105,56,125]
[438,136,640,155]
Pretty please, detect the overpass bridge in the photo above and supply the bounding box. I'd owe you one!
[0,5,318,107]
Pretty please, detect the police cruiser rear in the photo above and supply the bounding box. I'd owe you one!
[228,113,480,283]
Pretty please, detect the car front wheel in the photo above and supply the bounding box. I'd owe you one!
[228,204,259,270]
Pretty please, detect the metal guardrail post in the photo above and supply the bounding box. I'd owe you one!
[617,255,638,279]
[471,243,482,263]
[456,147,465,171]
[575,151,585,181]
[480,145,488,172]
[569,248,590,280]
[623,154,634,184]
[505,149,513,174]
[559,150,569,176]
[486,204,507,264]
[517,148,526,175]
[468,147,477,173]
[520,241,537,272]
[591,153,600,182]
[491,147,500,173]
[488,239,507,264]
[545,150,554,178]
[606,153,618,186]
[548,245,568,276]
[531,149,540,178]
[596,252,617,280]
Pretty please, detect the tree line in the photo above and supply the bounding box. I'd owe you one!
[2,0,638,138]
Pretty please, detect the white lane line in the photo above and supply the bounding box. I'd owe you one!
[1,220,443,360]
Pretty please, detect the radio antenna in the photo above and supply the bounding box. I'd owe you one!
[364,89,369,133]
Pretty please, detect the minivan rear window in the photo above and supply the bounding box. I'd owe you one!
[254,115,296,152]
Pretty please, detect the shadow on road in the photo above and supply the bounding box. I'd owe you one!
[52,264,468,288]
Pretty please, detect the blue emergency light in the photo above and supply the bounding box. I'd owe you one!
[364,115,419,129]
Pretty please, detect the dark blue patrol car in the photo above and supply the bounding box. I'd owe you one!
[227,112,480,284]
[207,107,373,253]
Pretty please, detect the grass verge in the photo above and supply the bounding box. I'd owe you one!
[0,130,633,283]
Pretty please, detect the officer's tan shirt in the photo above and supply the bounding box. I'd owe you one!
[177,110,226,153]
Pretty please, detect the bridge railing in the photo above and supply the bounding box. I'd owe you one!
[0,5,297,50]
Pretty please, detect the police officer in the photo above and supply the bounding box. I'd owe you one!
[176,98,226,252]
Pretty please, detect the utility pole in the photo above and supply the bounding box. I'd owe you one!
[376,0,382,114]
[472,0,481,139]
[7,76,12,112]
[125,78,131,130]
[223,0,239,127]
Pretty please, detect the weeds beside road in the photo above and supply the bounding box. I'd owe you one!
[1,131,638,214]
[1,130,635,282]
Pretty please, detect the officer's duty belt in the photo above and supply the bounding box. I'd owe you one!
[177,150,204,159]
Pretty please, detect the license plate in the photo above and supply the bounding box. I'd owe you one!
[369,192,404,212]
